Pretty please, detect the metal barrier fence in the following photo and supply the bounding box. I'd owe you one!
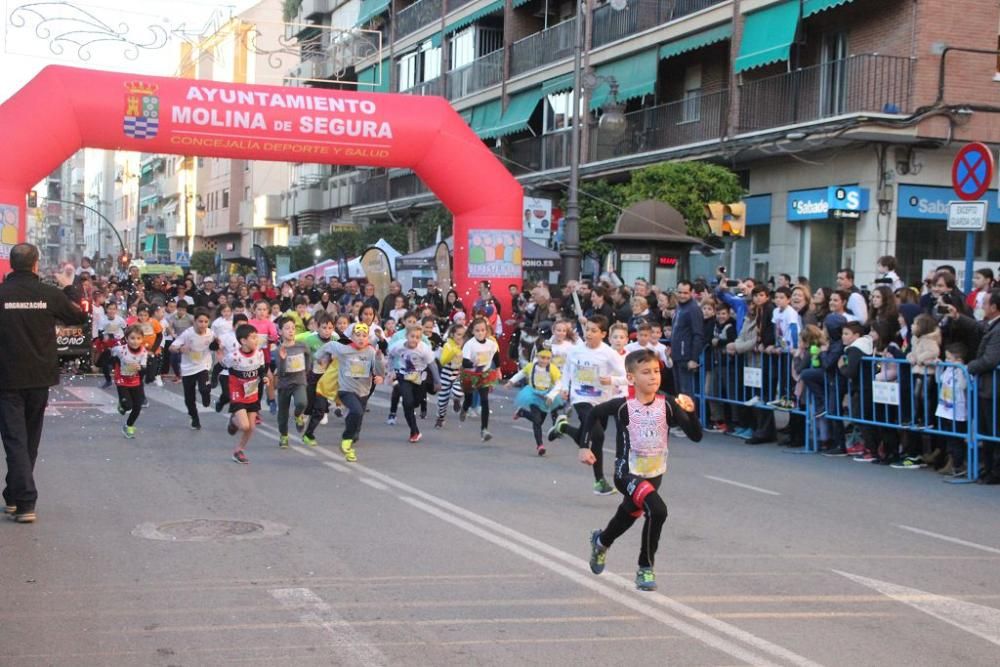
[696,349,998,483]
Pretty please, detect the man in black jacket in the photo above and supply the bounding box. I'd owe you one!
[1,244,87,523]
[968,290,1000,484]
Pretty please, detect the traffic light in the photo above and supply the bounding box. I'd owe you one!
[704,202,726,236]
[119,252,130,268]
[27,190,37,208]
[724,202,746,238]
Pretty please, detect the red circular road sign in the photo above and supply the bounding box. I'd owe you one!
[952,142,995,201]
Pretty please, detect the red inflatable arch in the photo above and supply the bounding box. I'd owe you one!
[0,65,522,302]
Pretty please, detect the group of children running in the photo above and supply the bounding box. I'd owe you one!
[92,297,702,591]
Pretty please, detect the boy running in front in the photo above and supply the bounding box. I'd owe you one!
[388,324,441,443]
[223,323,268,464]
[582,349,702,591]
[111,324,148,439]
[169,307,216,430]
[316,323,385,461]
[274,317,311,449]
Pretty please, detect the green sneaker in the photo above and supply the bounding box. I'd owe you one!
[547,414,568,442]
[593,478,617,496]
[117,404,126,416]
[121,424,136,439]
[341,439,357,463]
[278,435,289,449]
[302,434,317,447]
[294,414,306,434]
[635,567,657,592]
[589,529,607,574]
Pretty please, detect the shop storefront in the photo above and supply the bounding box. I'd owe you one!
[895,185,999,283]
[786,185,870,285]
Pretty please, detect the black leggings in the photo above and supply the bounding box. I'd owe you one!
[573,402,607,482]
[462,387,490,430]
[181,370,210,421]
[338,391,370,441]
[389,383,401,415]
[517,405,546,446]
[398,377,426,436]
[600,474,667,568]
[117,385,144,427]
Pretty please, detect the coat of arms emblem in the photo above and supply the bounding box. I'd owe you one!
[123,81,159,139]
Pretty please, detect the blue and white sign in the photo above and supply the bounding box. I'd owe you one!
[175,252,189,264]
[787,185,870,221]
[898,184,1000,224]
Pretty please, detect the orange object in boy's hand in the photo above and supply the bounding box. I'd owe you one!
[674,394,695,413]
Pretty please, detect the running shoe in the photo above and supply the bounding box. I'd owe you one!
[386,414,397,426]
[458,410,467,422]
[320,414,329,425]
[154,376,164,387]
[190,418,201,431]
[409,432,422,443]
[536,444,546,457]
[268,399,277,415]
[547,414,568,441]
[122,424,136,439]
[420,408,427,419]
[434,417,445,429]
[117,403,126,416]
[481,429,492,441]
[845,444,865,456]
[635,567,657,592]
[278,435,289,449]
[589,529,607,574]
[227,419,238,436]
[593,479,616,496]
[334,407,343,418]
[215,399,226,413]
[853,453,877,463]
[340,438,354,455]
[9,510,36,523]
[3,505,15,515]
[295,414,306,433]
[453,397,462,413]
[302,434,317,447]
[344,447,357,463]
[743,395,761,407]
[142,399,149,408]
[890,456,926,470]
[201,388,211,408]
[232,450,249,464]
[254,414,262,425]
[669,427,687,439]
[821,446,848,457]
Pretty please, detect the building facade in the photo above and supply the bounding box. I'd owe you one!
[283,0,1000,287]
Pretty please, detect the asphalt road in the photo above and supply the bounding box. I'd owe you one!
[2,375,1000,666]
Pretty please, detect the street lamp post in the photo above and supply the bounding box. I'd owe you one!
[561,0,627,283]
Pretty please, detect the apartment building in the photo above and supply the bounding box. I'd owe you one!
[285,0,1000,286]
[30,150,88,268]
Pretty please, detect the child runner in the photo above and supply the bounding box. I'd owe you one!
[274,317,311,449]
[549,319,578,373]
[215,313,248,412]
[436,323,466,428]
[169,307,216,430]
[316,323,385,461]
[297,312,337,445]
[111,324,149,439]
[128,305,163,388]
[283,295,314,335]
[386,311,424,425]
[583,349,702,591]
[460,317,501,441]
[223,323,268,464]
[506,348,564,455]
[167,300,195,383]
[548,315,627,495]
[388,324,441,443]
[96,300,126,388]
[210,303,234,390]
[249,300,280,415]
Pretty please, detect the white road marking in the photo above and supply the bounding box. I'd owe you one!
[64,386,121,414]
[323,461,351,473]
[835,571,1000,648]
[704,476,781,496]
[359,477,389,491]
[269,587,386,666]
[511,424,535,434]
[896,525,1000,555]
[288,445,316,458]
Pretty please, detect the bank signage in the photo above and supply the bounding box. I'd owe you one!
[787,186,870,221]
[899,184,1000,223]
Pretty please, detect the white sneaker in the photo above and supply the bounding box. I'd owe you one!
[669,427,687,439]
[320,414,328,425]
[154,376,164,387]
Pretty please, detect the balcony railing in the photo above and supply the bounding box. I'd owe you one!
[354,174,389,206]
[446,48,503,99]
[591,0,725,48]
[508,131,573,173]
[396,0,443,38]
[510,18,576,77]
[590,89,728,161]
[389,172,429,199]
[403,76,445,96]
[738,54,913,133]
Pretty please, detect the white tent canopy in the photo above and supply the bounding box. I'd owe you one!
[276,238,402,284]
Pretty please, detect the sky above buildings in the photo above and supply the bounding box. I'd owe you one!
[0,0,262,104]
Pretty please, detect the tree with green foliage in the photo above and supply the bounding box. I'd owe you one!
[189,250,216,277]
[575,179,628,255]
[621,162,744,237]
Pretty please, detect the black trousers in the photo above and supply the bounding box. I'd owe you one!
[338,391,370,441]
[462,387,491,430]
[600,473,668,569]
[182,370,210,424]
[574,402,607,482]
[117,385,144,427]
[0,388,50,512]
[398,377,427,436]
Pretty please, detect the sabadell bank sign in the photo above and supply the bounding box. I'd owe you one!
[787,185,870,221]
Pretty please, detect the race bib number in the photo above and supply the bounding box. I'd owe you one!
[575,367,597,385]
[631,454,667,477]
[476,351,491,368]
[534,375,551,391]
[231,376,260,402]
[285,353,305,373]
[122,363,140,376]
[141,323,153,336]
[312,357,328,374]
[627,398,668,479]
[553,355,566,368]
[348,358,368,378]
[404,372,420,383]
[191,350,204,363]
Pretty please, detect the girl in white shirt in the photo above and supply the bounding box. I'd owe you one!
[460,317,501,441]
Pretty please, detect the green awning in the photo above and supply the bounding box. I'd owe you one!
[590,48,658,110]
[658,22,732,61]
[803,0,855,17]
[734,1,800,73]
[470,99,503,139]
[493,87,543,137]
[542,73,574,96]
[356,0,390,27]
[444,0,503,35]
[142,234,168,253]
[357,57,391,92]
[513,0,532,6]
[430,32,443,48]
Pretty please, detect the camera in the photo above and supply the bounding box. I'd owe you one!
[936,305,950,315]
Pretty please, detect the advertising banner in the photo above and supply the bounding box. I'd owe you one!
[360,245,392,303]
[435,241,452,289]
[523,196,552,245]
[468,230,522,279]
